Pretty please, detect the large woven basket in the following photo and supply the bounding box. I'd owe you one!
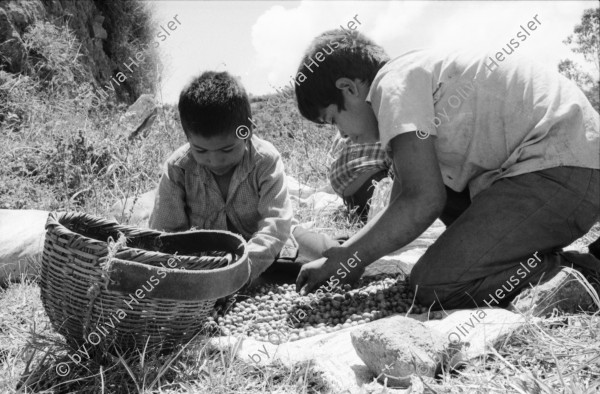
[40,212,249,353]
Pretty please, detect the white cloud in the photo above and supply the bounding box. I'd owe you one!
[250,1,427,93]
[251,0,598,89]
[158,0,597,100]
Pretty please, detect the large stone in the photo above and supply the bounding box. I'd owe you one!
[120,94,158,140]
[509,267,598,316]
[92,14,107,39]
[0,209,48,282]
[350,316,446,387]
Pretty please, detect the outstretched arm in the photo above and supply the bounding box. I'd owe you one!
[296,131,446,294]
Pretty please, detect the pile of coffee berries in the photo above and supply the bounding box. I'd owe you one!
[210,274,443,343]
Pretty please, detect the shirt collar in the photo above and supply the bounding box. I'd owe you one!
[175,137,257,185]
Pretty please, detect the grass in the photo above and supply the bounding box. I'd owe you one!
[2,15,600,394]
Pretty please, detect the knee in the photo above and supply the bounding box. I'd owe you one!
[409,260,440,307]
[409,255,436,290]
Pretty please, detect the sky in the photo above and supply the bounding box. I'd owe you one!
[147,0,598,104]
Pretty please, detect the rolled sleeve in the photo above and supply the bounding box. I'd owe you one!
[246,154,293,280]
[148,162,190,232]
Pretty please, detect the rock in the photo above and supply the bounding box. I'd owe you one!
[509,267,598,316]
[92,14,107,39]
[350,316,446,387]
[0,209,48,283]
[120,94,158,140]
[110,189,156,228]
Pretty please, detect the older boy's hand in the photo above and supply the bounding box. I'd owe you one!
[295,258,331,295]
[295,246,365,295]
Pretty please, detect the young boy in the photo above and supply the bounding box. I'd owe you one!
[294,29,600,310]
[149,71,293,283]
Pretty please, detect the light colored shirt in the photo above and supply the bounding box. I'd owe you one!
[367,49,600,197]
[327,135,392,196]
[149,136,293,280]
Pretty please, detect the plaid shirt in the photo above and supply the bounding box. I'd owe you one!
[149,136,293,280]
[328,135,392,196]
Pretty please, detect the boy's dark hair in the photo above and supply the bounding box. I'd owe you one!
[179,71,251,138]
[295,29,389,123]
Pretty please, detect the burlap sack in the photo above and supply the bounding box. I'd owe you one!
[0,209,48,282]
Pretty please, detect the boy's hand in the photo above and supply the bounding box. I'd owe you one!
[295,246,365,295]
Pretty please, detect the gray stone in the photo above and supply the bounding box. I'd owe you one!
[350,316,446,387]
[120,94,158,140]
[92,15,107,40]
[509,267,598,316]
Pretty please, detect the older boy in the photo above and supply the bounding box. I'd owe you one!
[149,71,292,282]
[294,29,600,310]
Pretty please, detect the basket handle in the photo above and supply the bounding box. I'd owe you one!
[105,256,249,300]
[105,231,250,301]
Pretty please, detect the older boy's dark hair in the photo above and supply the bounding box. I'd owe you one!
[179,71,251,138]
[295,29,389,123]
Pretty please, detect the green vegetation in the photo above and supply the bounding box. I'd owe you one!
[558,7,600,112]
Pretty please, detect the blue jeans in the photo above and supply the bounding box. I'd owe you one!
[410,166,600,309]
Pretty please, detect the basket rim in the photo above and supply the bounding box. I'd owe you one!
[45,211,248,268]
[46,211,160,242]
[45,211,249,271]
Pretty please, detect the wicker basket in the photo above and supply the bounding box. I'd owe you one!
[40,212,249,353]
